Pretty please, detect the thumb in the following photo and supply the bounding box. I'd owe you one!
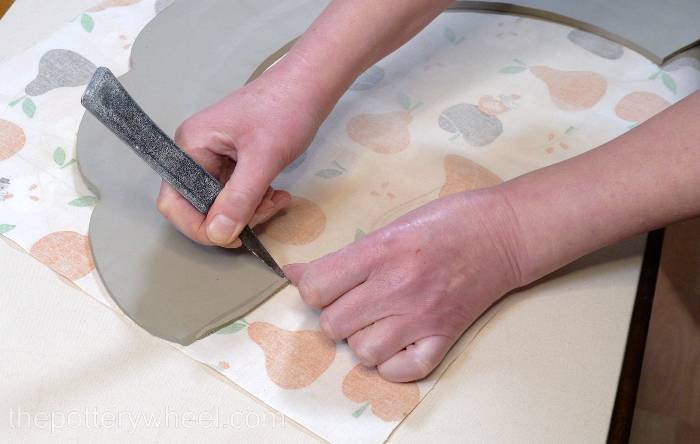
[204,154,279,245]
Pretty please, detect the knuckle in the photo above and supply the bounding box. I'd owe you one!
[298,276,323,308]
[319,311,337,340]
[221,186,259,211]
[174,118,200,149]
[227,186,257,202]
[350,336,380,367]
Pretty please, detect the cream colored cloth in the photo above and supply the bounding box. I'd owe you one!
[2,1,699,442]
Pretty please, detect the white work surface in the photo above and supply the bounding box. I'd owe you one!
[1,1,643,442]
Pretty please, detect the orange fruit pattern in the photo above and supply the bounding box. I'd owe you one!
[615,91,670,123]
[259,196,326,245]
[440,154,502,197]
[0,119,26,160]
[248,322,336,390]
[88,0,142,12]
[530,66,607,111]
[347,111,412,154]
[30,231,95,280]
[342,364,420,421]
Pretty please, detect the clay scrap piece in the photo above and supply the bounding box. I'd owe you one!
[452,0,700,63]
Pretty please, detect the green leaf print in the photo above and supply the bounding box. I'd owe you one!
[397,93,422,111]
[60,159,77,169]
[68,196,98,207]
[53,147,66,166]
[22,98,36,118]
[355,228,365,241]
[499,65,527,74]
[81,14,95,32]
[443,26,464,44]
[661,72,677,94]
[0,224,16,234]
[397,92,412,110]
[217,319,248,334]
[352,403,369,418]
[315,168,343,179]
[8,96,25,107]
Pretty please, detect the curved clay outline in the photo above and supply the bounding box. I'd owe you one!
[449,1,700,64]
[75,0,326,345]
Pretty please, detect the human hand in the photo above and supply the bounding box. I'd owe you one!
[285,188,526,382]
[157,60,325,247]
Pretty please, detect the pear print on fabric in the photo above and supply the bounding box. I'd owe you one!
[258,196,326,245]
[614,91,670,123]
[347,93,422,154]
[567,29,623,60]
[440,154,502,197]
[530,66,607,110]
[438,94,518,146]
[88,0,142,12]
[0,119,26,160]
[342,364,420,421]
[500,60,607,111]
[350,65,385,91]
[25,49,97,96]
[248,322,336,390]
[438,104,501,146]
[347,111,412,154]
[30,231,95,280]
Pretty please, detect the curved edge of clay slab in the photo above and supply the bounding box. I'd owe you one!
[450,1,700,64]
[75,0,328,345]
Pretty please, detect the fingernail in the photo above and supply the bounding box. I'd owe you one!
[207,214,240,245]
[156,198,169,216]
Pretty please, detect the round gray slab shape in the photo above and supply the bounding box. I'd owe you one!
[75,0,328,345]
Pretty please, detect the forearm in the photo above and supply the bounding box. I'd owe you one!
[270,0,453,119]
[503,91,700,285]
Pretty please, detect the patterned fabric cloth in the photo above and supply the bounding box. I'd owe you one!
[1,1,699,442]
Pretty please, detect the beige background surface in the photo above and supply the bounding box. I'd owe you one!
[1,1,644,442]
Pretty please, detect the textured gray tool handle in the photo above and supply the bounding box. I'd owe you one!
[82,67,221,213]
[81,67,284,277]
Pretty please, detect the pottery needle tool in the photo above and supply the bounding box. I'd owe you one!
[81,67,286,278]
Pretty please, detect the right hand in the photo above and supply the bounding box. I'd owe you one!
[157,61,325,247]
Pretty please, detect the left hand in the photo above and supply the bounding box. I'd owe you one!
[284,187,526,382]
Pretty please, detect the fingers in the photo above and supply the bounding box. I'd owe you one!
[378,335,453,382]
[347,315,424,367]
[319,280,398,340]
[250,189,291,227]
[157,182,212,245]
[158,183,290,248]
[286,241,376,309]
[282,262,307,283]
[205,154,280,246]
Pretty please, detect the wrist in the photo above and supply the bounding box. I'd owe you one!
[264,49,352,124]
[452,186,531,291]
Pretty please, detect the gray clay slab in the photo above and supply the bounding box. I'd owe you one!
[75,0,328,345]
[76,0,698,346]
[453,0,700,64]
